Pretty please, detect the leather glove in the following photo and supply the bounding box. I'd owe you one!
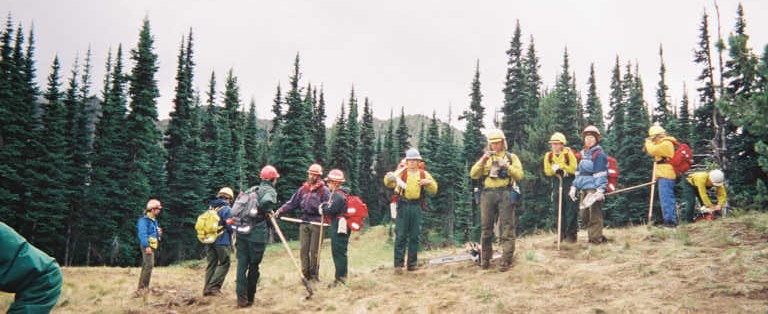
[385,172,396,183]
[551,164,561,172]
[593,189,605,201]
[319,203,329,215]
[274,210,281,219]
[568,186,577,202]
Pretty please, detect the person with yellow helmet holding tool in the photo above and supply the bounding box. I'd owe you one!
[470,129,523,271]
[683,169,727,222]
[201,187,235,296]
[544,132,578,246]
[384,148,438,274]
[644,125,678,228]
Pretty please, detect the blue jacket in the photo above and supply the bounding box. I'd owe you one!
[209,197,233,245]
[572,145,608,191]
[279,181,330,222]
[137,214,159,249]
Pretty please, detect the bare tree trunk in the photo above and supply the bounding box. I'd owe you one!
[64,224,72,266]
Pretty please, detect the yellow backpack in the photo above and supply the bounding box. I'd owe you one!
[195,206,223,244]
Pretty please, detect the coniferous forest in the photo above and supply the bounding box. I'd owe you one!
[2,4,767,267]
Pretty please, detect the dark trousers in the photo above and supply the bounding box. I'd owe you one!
[394,201,422,268]
[579,190,605,243]
[203,244,231,293]
[480,188,516,265]
[138,250,154,290]
[235,238,265,305]
[330,219,350,280]
[552,176,577,241]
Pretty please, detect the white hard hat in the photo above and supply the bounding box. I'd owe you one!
[709,169,724,186]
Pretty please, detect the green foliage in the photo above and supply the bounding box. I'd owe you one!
[501,22,529,147]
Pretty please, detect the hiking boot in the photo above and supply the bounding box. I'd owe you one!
[328,278,346,288]
[407,265,420,272]
[237,295,251,308]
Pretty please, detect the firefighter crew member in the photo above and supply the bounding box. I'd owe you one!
[644,125,678,228]
[683,169,727,222]
[544,132,578,242]
[569,125,609,244]
[137,198,163,295]
[470,129,524,272]
[275,163,330,282]
[320,169,351,287]
[384,148,438,273]
[202,187,234,296]
[0,222,62,313]
[229,165,279,308]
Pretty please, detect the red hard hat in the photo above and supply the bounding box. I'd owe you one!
[326,169,346,183]
[260,165,280,179]
[307,163,323,175]
[582,125,601,141]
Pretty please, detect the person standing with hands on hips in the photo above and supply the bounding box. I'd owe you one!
[470,129,523,272]
[136,198,163,296]
[384,148,437,274]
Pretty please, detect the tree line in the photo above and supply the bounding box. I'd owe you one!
[1,3,766,267]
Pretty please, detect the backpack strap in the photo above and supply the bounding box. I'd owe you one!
[547,148,571,166]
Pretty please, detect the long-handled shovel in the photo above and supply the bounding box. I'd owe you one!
[268,213,313,299]
[647,162,657,226]
[557,175,563,251]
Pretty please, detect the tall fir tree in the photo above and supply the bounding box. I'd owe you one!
[605,56,624,152]
[459,61,485,241]
[244,98,266,187]
[523,35,542,126]
[692,11,723,165]
[277,54,313,204]
[330,104,351,178]
[678,84,693,144]
[396,107,410,156]
[221,69,244,189]
[552,47,581,145]
[654,45,677,136]
[359,97,377,219]
[584,63,604,131]
[270,84,283,145]
[346,88,361,193]
[501,21,528,147]
[312,87,327,165]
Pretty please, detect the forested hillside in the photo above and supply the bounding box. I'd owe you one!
[1,3,767,268]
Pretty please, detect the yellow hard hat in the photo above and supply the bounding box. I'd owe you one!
[549,132,567,145]
[487,129,506,143]
[648,125,666,137]
[218,187,234,199]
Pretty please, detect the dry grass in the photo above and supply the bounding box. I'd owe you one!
[2,212,767,313]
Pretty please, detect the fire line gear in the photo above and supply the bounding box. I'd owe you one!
[581,125,601,142]
[549,132,567,145]
[259,165,280,180]
[308,163,323,175]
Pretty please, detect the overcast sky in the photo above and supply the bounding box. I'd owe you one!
[5,0,767,130]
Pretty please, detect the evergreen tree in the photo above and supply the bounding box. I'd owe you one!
[552,48,581,145]
[523,35,542,125]
[346,88,361,193]
[221,69,244,189]
[201,71,220,175]
[383,109,397,169]
[372,132,389,225]
[276,54,313,204]
[459,61,485,241]
[396,107,410,156]
[605,56,624,152]
[244,98,266,186]
[584,63,604,131]
[678,84,693,144]
[359,97,377,220]
[312,87,327,165]
[330,104,351,177]
[692,11,722,165]
[654,45,675,133]
[501,21,528,147]
[270,84,283,144]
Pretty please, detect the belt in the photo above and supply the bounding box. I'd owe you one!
[398,198,421,202]
[483,186,511,191]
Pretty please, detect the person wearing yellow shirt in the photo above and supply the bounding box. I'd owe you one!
[544,132,578,243]
[683,170,727,222]
[470,129,523,272]
[644,125,678,228]
[384,148,437,273]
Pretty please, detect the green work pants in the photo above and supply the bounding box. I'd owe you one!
[330,219,350,280]
[394,201,422,268]
[480,188,516,266]
[235,237,265,305]
[203,244,231,294]
[682,180,700,223]
[552,176,577,241]
[579,189,605,243]
[138,250,154,290]
[299,223,321,280]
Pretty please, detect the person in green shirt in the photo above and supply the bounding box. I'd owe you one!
[0,222,62,313]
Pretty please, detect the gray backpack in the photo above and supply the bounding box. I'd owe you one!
[230,186,261,234]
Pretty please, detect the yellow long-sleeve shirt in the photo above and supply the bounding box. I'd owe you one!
[644,136,677,179]
[543,148,577,177]
[384,168,438,200]
[687,171,727,207]
[470,152,524,188]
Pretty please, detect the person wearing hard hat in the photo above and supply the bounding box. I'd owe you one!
[275,163,330,282]
[470,129,524,271]
[230,165,279,308]
[0,222,62,313]
[644,125,678,228]
[320,169,351,287]
[544,132,578,243]
[683,169,727,222]
[384,148,438,273]
[569,126,609,244]
[136,198,163,296]
[202,187,235,296]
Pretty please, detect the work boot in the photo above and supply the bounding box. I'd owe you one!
[407,265,420,271]
[237,295,251,308]
[328,277,346,288]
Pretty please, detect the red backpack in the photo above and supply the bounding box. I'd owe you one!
[575,148,619,192]
[661,139,694,175]
[336,190,368,231]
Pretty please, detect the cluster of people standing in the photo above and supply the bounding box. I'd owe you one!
[134,124,728,306]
